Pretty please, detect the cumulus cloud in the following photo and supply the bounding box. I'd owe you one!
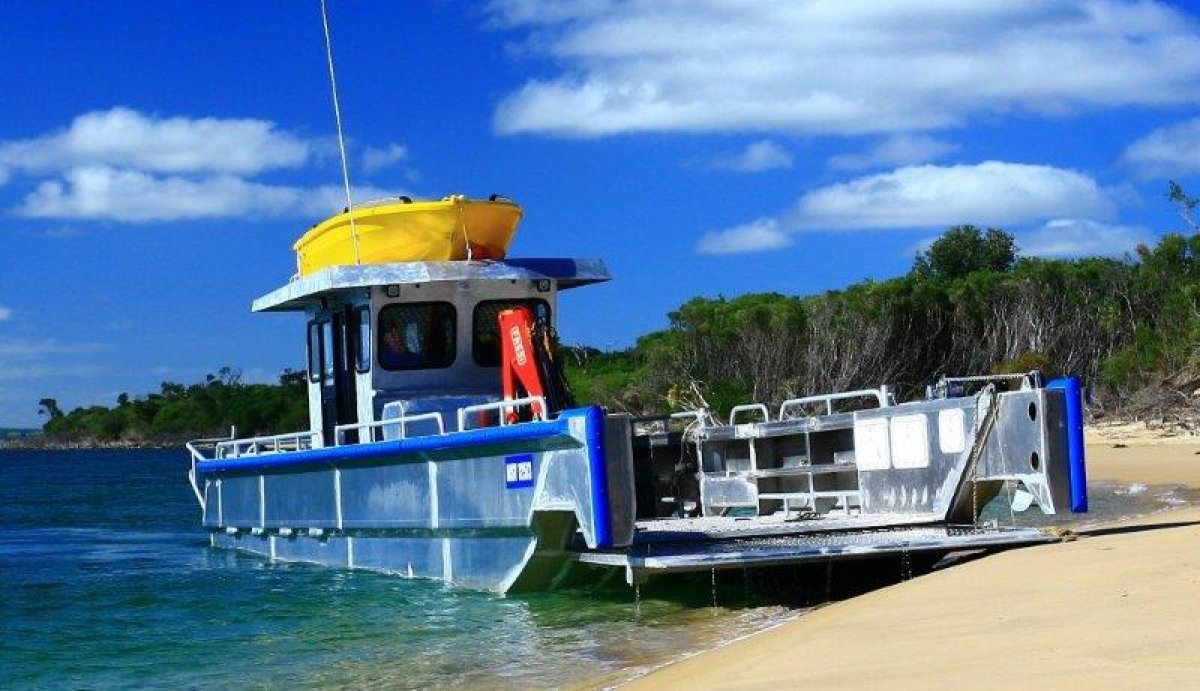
[0,107,313,176]
[828,134,958,172]
[0,108,413,223]
[702,140,793,172]
[0,306,11,322]
[1121,117,1200,178]
[790,161,1114,230]
[695,161,1117,254]
[361,143,409,172]
[490,1,1200,137]
[697,217,791,255]
[16,166,400,223]
[1018,218,1153,257]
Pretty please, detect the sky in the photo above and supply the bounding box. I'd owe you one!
[3,0,1200,427]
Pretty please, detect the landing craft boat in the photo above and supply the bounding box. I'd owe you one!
[187,197,1088,592]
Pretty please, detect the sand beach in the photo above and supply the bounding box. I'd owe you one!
[624,431,1200,689]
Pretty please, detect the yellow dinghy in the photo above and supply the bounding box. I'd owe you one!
[294,195,522,277]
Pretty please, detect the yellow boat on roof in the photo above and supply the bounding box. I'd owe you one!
[293,194,523,277]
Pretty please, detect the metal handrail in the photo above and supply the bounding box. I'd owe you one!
[458,396,547,430]
[729,403,770,425]
[214,429,321,459]
[937,371,1042,391]
[335,412,445,445]
[779,388,890,419]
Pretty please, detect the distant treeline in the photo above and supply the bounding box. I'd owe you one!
[37,368,309,444]
[35,185,1200,441]
[567,220,1200,420]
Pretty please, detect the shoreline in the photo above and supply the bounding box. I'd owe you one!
[0,437,186,451]
[620,436,1200,689]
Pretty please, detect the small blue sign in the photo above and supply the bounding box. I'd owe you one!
[504,454,535,489]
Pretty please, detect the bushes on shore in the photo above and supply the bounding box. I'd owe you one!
[566,225,1200,420]
[39,192,1200,440]
[40,368,308,443]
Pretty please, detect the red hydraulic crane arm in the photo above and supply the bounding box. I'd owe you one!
[498,306,548,423]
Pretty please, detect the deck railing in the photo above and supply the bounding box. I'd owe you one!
[457,396,547,431]
[778,387,891,419]
[213,430,322,459]
[334,412,445,445]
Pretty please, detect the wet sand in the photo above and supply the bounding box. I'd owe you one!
[624,437,1200,689]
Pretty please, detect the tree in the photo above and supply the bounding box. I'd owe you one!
[38,398,63,419]
[1169,181,1198,232]
[279,369,308,388]
[913,225,1017,280]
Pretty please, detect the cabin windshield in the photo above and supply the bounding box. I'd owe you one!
[377,302,457,370]
[473,298,551,367]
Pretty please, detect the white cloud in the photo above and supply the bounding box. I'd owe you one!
[0,107,313,176]
[491,1,1200,137]
[1121,116,1200,178]
[695,161,1117,254]
[829,134,958,171]
[1019,218,1153,257]
[0,306,10,322]
[697,217,791,255]
[16,166,399,223]
[789,161,1114,230]
[361,143,409,172]
[703,140,793,172]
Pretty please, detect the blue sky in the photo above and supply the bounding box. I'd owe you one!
[3,0,1200,427]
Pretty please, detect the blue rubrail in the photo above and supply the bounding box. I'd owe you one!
[195,416,574,475]
[1048,377,1088,512]
[580,406,612,549]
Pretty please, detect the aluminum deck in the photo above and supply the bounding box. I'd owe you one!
[574,523,1059,580]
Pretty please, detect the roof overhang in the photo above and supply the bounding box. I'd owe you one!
[251,258,612,313]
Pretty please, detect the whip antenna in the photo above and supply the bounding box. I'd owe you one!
[318,0,360,264]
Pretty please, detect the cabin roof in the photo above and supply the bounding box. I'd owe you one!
[251,258,611,312]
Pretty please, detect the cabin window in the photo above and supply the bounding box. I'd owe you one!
[355,306,371,373]
[472,299,551,367]
[321,320,336,380]
[307,320,322,382]
[377,302,457,371]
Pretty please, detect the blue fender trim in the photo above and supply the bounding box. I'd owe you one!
[579,405,613,549]
[1048,377,1088,513]
[197,416,575,475]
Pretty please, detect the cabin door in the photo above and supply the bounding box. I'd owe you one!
[320,308,360,446]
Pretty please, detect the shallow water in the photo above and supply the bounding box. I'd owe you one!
[1,449,1191,688]
[0,450,793,689]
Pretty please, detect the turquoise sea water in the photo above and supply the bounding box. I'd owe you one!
[0,450,793,688]
[3,449,1192,688]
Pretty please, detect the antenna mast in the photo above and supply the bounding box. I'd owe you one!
[318,0,360,263]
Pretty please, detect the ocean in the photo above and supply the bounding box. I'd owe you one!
[0,449,793,688]
[2,448,1190,688]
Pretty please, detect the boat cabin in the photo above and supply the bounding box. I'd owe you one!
[250,259,610,448]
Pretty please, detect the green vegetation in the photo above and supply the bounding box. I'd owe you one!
[37,183,1200,441]
[40,367,308,444]
[566,186,1200,420]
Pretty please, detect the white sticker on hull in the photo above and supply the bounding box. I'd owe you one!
[854,417,891,471]
[938,408,966,454]
[891,414,930,469]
